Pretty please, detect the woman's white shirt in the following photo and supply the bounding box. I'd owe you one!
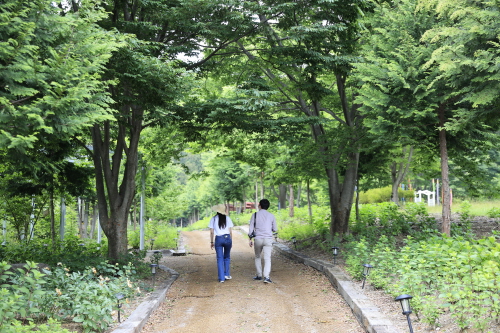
[209,215,234,236]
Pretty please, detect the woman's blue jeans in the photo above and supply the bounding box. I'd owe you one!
[215,234,232,281]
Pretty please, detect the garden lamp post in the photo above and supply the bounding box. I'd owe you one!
[292,236,297,250]
[115,293,124,323]
[361,264,373,289]
[150,264,158,289]
[331,247,339,265]
[395,294,414,333]
[149,238,155,250]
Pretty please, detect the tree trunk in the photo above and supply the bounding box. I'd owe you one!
[255,181,258,211]
[391,146,414,205]
[327,151,359,236]
[50,191,55,246]
[307,179,312,218]
[260,172,264,199]
[89,202,98,239]
[132,197,137,231]
[355,177,360,222]
[82,200,90,239]
[77,197,84,238]
[242,186,246,212]
[59,197,66,242]
[438,106,451,236]
[278,184,287,210]
[90,104,142,260]
[296,182,301,208]
[288,184,294,217]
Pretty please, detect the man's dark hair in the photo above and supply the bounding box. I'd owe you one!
[259,199,270,210]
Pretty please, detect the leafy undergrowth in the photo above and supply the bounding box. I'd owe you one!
[276,202,500,332]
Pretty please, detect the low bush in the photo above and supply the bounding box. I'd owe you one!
[359,186,414,204]
[128,223,178,250]
[343,235,500,331]
[0,236,107,272]
[487,207,500,218]
[0,260,139,333]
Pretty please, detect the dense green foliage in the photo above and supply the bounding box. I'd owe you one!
[345,235,500,331]
[0,0,123,150]
[1,0,500,328]
[358,186,415,204]
[0,261,139,332]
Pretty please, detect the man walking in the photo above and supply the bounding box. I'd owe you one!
[248,199,277,283]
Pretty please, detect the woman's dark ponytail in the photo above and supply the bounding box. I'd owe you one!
[217,212,226,229]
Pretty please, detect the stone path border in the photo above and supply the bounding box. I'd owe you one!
[111,265,179,333]
[112,228,401,333]
[273,243,400,333]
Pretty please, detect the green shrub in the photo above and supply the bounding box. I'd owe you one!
[41,262,139,332]
[0,236,107,272]
[0,261,48,328]
[129,223,179,250]
[343,235,500,331]
[487,207,500,218]
[359,186,414,204]
[1,259,141,333]
[451,200,474,238]
[343,237,370,280]
[4,318,71,333]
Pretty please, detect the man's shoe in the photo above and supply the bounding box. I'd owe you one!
[225,276,232,280]
[263,277,273,283]
[253,276,262,280]
[219,280,224,283]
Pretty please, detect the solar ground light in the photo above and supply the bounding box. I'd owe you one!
[150,263,158,289]
[361,263,373,289]
[395,294,414,333]
[149,238,155,250]
[115,293,124,322]
[331,246,339,265]
[291,236,297,250]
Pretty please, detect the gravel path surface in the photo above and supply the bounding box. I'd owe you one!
[140,230,366,333]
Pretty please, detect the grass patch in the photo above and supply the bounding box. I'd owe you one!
[426,199,500,216]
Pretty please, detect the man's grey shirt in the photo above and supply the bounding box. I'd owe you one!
[248,209,277,239]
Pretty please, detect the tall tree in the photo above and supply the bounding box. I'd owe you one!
[204,0,375,236]
[0,0,124,151]
[355,0,499,235]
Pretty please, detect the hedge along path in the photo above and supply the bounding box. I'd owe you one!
[141,229,365,333]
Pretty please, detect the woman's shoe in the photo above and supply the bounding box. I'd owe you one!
[225,276,232,280]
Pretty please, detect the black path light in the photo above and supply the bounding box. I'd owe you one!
[149,238,155,250]
[291,236,297,250]
[115,293,124,323]
[150,263,158,289]
[174,237,178,250]
[395,294,414,333]
[361,263,373,289]
[331,246,340,265]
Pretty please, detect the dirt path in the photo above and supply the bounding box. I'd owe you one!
[141,229,365,333]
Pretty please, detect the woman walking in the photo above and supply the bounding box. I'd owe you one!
[209,204,234,283]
